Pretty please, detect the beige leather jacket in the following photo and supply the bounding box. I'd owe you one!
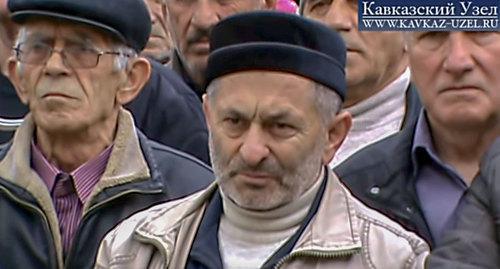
[95,169,429,268]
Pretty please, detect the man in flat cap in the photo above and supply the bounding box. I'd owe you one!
[95,11,429,268]
[0,0,213,268]
[165,0,276,100]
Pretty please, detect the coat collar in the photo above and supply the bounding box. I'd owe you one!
[292,169,362,253]
[0,108,150,268]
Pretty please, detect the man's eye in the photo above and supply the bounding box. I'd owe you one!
[222,117,247,137]
[68,45,95,54]
[225,118,241,125]
[270,123,297,138]
[25,43,48,53]
[308,0,331,13]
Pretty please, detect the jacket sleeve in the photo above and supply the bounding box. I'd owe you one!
[428,157,500,268]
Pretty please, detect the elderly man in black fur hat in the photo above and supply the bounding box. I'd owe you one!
[0,0,214,268]
[95,11,429,269]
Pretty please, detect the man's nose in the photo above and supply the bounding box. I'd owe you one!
[442,33,474,76]
[325,0,354,32]
[44,48,71,76]
[191,0,220,31]
[239,125,270,167]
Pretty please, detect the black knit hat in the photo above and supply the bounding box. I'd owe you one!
[206,11,347,100]
[8,0,151,52]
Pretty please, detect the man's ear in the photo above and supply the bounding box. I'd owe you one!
[116,57,151,105]
[322,110,352,164]
[202,94,212,132]
[7,57,29,105]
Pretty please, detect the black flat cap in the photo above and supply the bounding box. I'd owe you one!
[206,11,346,100]
[8,0,151,52]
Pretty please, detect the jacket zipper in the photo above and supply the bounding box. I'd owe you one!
[0,185,62,269]
[64,188,163,268]
[273,248,361,269]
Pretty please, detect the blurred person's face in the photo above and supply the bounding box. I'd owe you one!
[303,0,407,107]
[204,71,349,210]
[0,0,18,74]
[8,19,149,135]
[165,0,274,87]
[408,32,500,130]
[142,0,173,63]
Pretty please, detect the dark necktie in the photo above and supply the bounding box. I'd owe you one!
[51,172,75,198]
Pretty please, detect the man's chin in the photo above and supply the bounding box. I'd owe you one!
[228,188,287,211]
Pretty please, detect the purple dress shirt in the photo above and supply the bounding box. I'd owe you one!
[31,141,113,255]
[412,111,468,244]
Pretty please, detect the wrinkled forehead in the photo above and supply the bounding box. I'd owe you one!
[18,18,117,46]
[212,70,318,113]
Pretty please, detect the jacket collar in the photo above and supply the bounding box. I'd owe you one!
[0,108,150,267]
[402,83,422,129]
[292,169,362,253]
[134,182,218,265]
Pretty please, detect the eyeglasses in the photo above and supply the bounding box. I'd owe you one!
[13,42,132,69]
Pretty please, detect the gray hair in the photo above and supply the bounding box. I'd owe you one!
[206,77,343,127]
[313,82,342,127]
[112,44,136,71]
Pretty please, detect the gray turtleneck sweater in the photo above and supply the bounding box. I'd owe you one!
[218,169,324,268]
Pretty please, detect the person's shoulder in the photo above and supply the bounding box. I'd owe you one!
[149,59,200,99]
[141,134,213,179]
[347,189,429,267]
[109,186,209,237]
[148,137,210,167]
[482,138,500,167]
[96,187,212,266]
[335,124,415,177]
[145,59,204,119]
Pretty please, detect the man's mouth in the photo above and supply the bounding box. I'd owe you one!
[190,40,210,53]
[42,92,74,99]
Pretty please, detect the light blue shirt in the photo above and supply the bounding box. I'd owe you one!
[411,111,468,244]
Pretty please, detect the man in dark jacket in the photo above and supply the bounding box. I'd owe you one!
[428,138,500,268]
[0,1,214,269]
[335,31,500,247]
